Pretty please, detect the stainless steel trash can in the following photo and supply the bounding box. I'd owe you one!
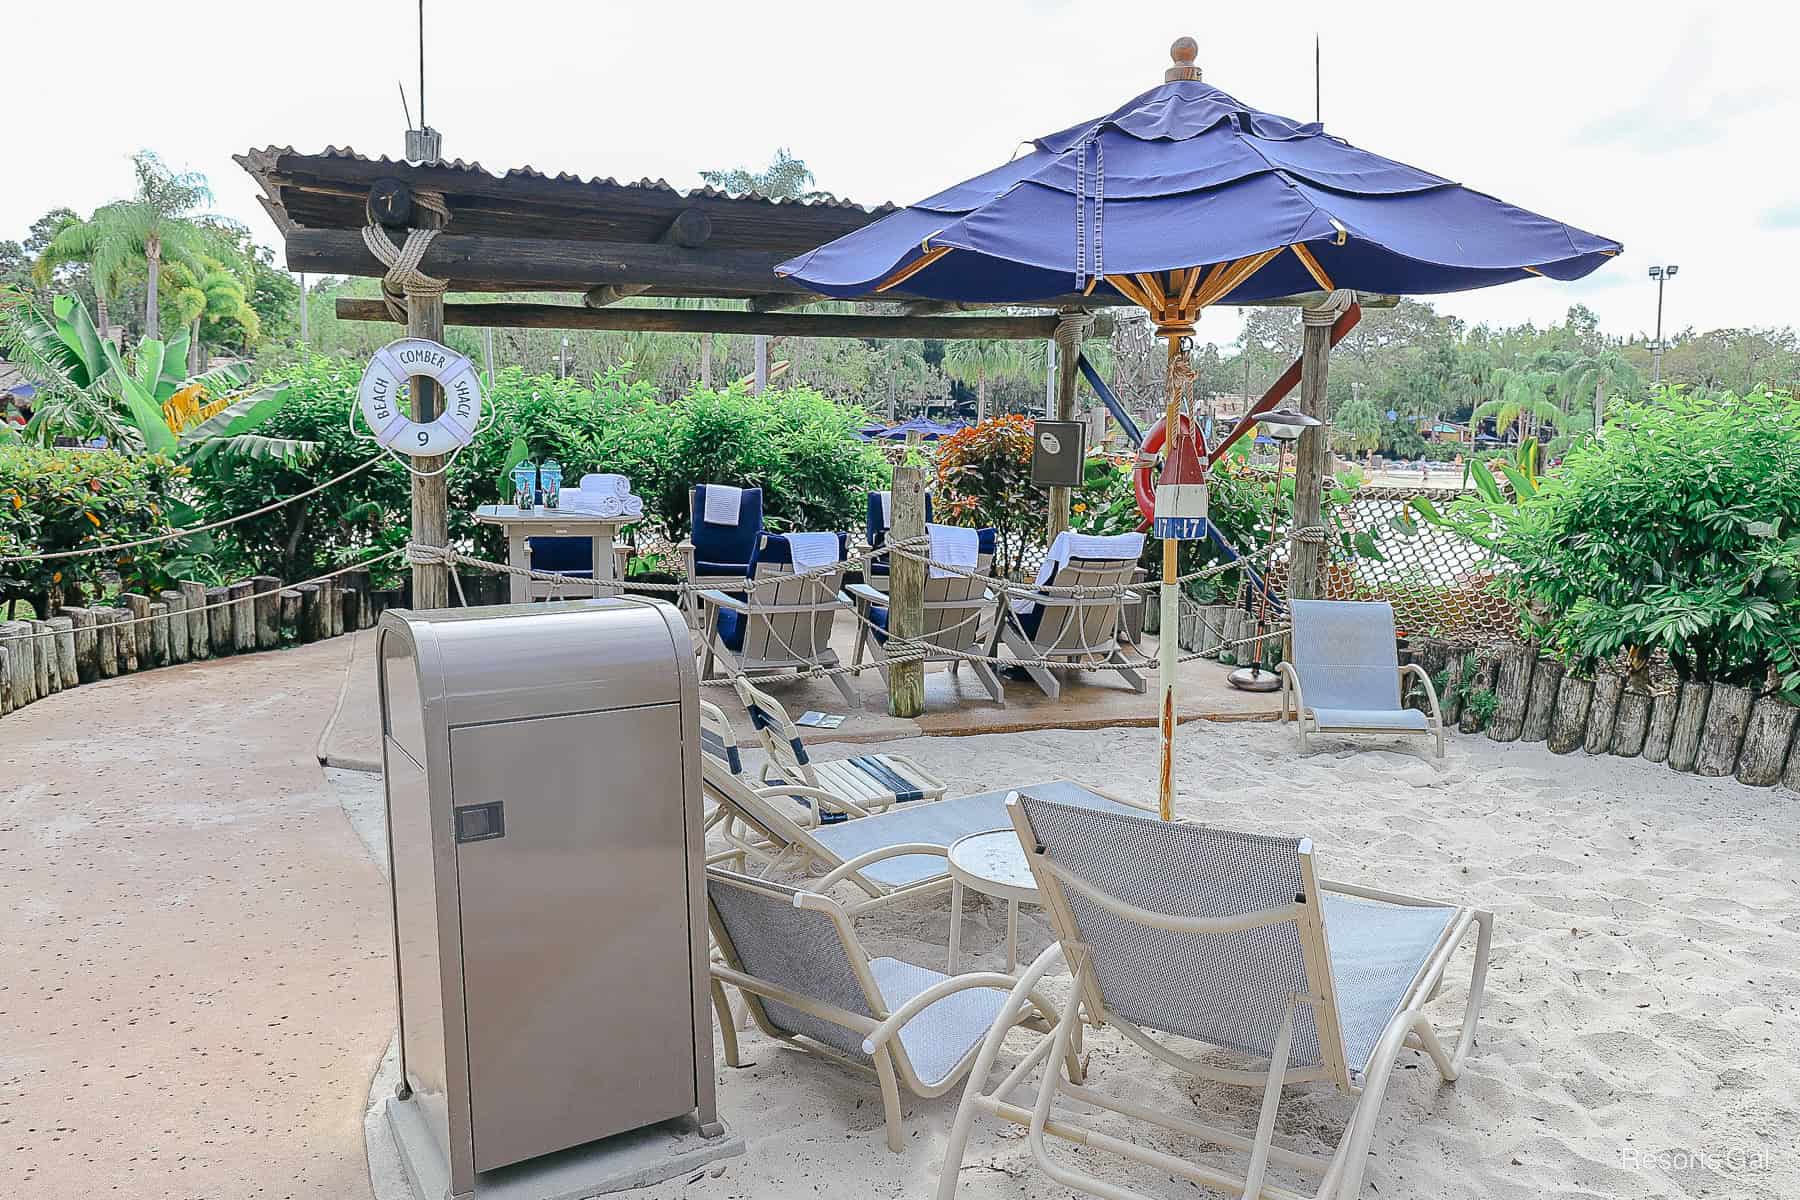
[377,598,719,1198]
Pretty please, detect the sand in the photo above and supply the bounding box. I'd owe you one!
[657,722,1799,1200]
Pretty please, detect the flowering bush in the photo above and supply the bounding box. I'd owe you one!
[933,416,1045,576]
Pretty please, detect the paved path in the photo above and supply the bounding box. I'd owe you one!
[0,637,387,1200]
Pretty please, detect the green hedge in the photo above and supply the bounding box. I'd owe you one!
[0,446,185,613]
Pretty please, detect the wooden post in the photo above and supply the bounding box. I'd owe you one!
[279,589,303,642]
[206,587,233,656]
[1666,681,1711,772]
[96,609,121,677]
[29,621,53,697]
[327,582,346,637]
[0,622,32,706]
[1695,683,1752,777]
[180,581,210,659]
[0,645,10,715]
[1519,656,1563,742]
[1547,674,1592,754]
[297,583,324,643]
[1487,641,1536,741]
[160,590,189,663]
[1641,690,1679,763]
[147,603,170,667]
[1736,698,1798,787]
[67,607,99,683]
[1045,310,1089,542]
[1611,690,1653,757]
[118,594,147,672]
[887,461,926,718]
[1439,642,1474,726]
[347,568,375,629]
[229,581,256,652]
[408,291,452,611]
[252,576,282,649]
[48,616,76,691]
[1584,672,1623,755]
[1458,654,1498,734]
[1287,304,1337,601]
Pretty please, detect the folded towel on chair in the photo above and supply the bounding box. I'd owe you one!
[783,531,842,570]
[873,490,892,529]
[926,523,980,578]
[1012,530,1145,612]
[703,484,745,526]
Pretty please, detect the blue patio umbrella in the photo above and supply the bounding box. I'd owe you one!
[779,37,1620,818]
[877,416,966,441]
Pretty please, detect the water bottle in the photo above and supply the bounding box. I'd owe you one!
[539,459,563,511]
[511,462,537,510]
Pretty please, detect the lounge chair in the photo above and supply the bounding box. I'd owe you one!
[755,531,850,577]
[847,525,1004,704]
[705,867,1077,1152]
[1278,599,1445,757]
[730,675,946,822]
[989,533,1147,699]
[680,484,764,623]
[695,556,858,707]
[938,793,1493,1200]
[863,490,933,593]
[701,756,1147,913]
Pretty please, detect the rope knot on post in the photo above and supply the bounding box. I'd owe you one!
[1053,309,1093,354]
[364,189,453,321]
[1301,288,1358,326]
[403,542,454,567]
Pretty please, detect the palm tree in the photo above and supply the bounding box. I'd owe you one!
[1473,367,1561,445]
[38,152,213,341]
[1559,349,1640,433]
[943,339,1023,420]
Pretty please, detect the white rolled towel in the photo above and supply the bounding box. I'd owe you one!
[580,473,630,497]
[621,494,644,518]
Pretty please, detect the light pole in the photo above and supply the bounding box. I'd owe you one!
[1648,264,1679,386]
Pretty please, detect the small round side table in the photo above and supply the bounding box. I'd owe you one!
[946,828,1041,974]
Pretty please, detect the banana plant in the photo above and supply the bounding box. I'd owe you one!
[1399,438,1543,552]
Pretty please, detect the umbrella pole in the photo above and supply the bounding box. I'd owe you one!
[1157,333,1183,821]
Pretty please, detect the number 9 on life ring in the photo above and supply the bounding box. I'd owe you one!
[357,338,483,457]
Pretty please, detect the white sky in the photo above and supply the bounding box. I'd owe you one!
[7,0,1797,350]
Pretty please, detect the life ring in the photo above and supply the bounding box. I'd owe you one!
[357,338,483,456]
[1133,413,1206,524]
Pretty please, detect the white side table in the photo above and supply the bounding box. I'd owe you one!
[471,505,637,603]
[947,828,1041,974]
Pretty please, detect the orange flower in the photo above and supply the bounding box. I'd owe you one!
[85,512,101,527]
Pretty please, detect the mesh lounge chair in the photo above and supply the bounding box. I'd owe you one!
[938,794,1493,1200]
[989,558,1146,700]
[1278,599,1445,758]
[730,675,946,823]
[680,484,765,623]
[701,756,1149,913]
[847,527,1004,704]
[696,560,858,707]
[706,867,1078,1152]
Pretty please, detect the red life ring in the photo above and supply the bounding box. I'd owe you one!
[1134,414,1206,525]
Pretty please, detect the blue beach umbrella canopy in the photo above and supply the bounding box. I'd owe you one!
[777,40,1620,312]
[878,415,966,441]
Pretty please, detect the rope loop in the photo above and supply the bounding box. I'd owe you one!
[364,189,453,321]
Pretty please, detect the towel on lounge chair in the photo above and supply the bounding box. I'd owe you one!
[926,523,980,578]
[1012,531,1145,612]
[873,490,892,528]
[784,531,843,571]
[704,484,746,525]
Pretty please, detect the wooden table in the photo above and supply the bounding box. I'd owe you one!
[471,505,637,603]
[946,828,1040,974]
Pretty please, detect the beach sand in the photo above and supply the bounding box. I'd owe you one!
[661,722,1798,1200]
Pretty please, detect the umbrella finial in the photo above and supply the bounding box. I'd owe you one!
[1166,37,1202,82]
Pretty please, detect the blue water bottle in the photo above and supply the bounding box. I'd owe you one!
[511,462,537,510]
[539,459,563,510]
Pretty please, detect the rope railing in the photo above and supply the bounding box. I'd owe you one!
[0,456,386,564]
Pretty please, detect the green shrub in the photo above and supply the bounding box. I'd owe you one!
[1443,390,1800,697]
[0,446,185,612]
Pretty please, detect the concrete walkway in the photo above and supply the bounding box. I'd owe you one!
[0,637,387,1200]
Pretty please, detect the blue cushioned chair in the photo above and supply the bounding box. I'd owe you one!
[865,491,933,592]
[849,527,1003,703]
[681,485,764,623]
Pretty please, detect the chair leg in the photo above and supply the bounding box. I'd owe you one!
[970,659,1004,705]
[710,980,742,1068]
[830,669,858,708]
[874,1048,905,1153]
[1107,650,1147,694]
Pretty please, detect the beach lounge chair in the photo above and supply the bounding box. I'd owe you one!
[696,554,858,707]
[705,867,1077,1152]
[939,793,1493,1200]
[701,756,1148,912]
[989,532,1147,700]
[847,525,1004,704]
[680,484,764,622]
[755,531,850,577]
[1278,599,1445,757]
[863,490,933,592]
[730,676,946,822]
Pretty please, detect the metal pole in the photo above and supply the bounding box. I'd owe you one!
[1157,334,1183,822]
[297,273,308,345]
[1652,273,1666,387]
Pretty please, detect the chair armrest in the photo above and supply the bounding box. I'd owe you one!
[695,588,749,614]
[1399,662,1442,718]
[844,582,884,606]
[679,540,697,580]
[812,842,950,891]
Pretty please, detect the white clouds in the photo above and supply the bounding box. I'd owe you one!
[6,0,1796,349]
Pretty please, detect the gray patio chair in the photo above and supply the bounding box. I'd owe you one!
[1278,599,1445,757]
[706,867,1078,1151]
[988,558,1146,700]
[696,566,857,707]
[939,793,1493,1200]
